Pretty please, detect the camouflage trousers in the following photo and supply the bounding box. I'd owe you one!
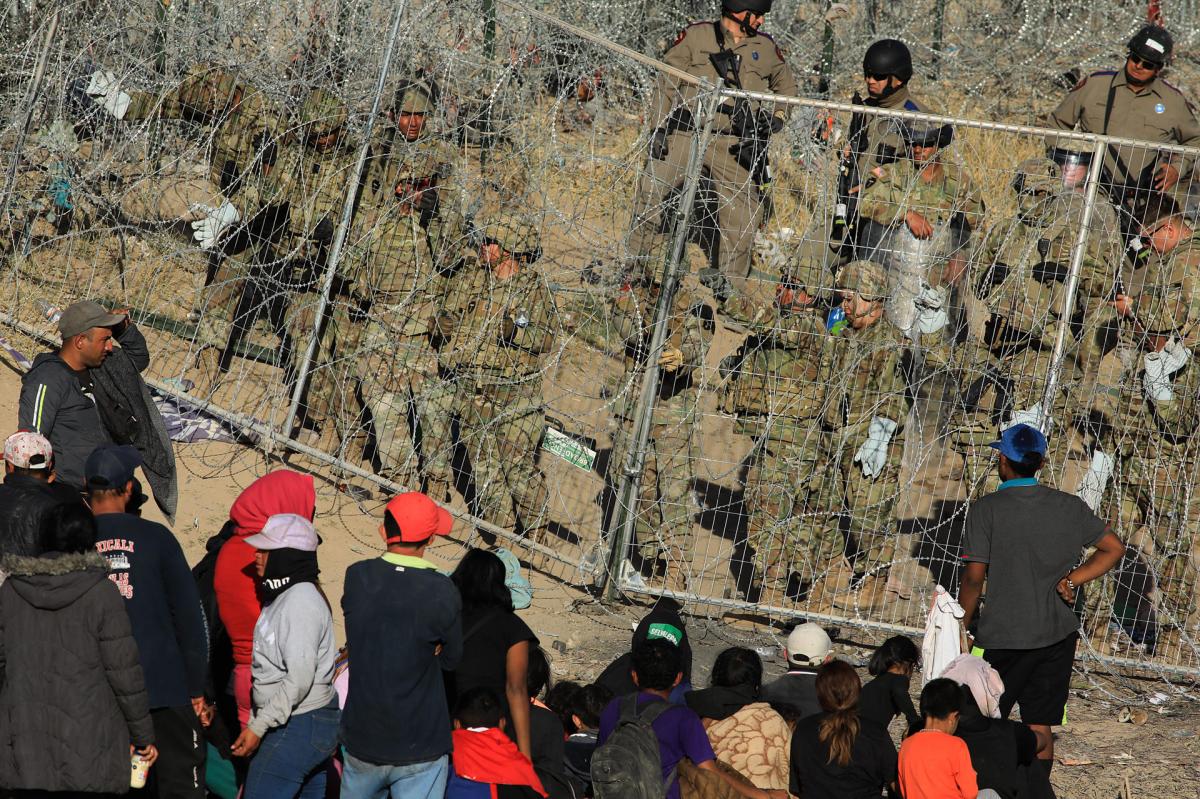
[356,324,454,490]
[741,428,829,599]
[627,131,760,287]
[454,380,551,540]
[812,427,902,575]
[1114,449,1200,630]
[608,411,697,568]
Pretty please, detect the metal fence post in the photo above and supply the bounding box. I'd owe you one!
[277,0,409,443]
[602,84,721,601]
[1038,135,1107,423]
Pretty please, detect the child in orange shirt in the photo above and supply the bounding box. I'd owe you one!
[898,678,982,799]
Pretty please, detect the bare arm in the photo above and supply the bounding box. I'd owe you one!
[958,561,988,635]
[1058,531,1126,603]
[506,639,532,758]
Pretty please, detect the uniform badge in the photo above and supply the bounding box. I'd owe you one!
[752,51,759,60]
[515,311,529,328]
[1155,102,1166,114]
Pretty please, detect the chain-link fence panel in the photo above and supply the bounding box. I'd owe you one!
[4,0,1200,688]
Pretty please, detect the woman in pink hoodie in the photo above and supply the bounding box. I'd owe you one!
[214,470,316,727]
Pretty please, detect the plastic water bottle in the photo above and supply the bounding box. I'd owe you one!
[35,300,62,325]
[826,306,848,335]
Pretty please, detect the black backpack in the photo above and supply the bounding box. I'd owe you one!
[591,695,674,799]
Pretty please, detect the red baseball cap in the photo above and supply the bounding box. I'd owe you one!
[384,492,453,544]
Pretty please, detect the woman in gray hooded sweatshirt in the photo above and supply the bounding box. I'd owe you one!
[231,513,337,798]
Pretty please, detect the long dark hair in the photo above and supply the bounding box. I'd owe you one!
[868,635,920,676]
[816,660,861,767]
[451,548,513,613]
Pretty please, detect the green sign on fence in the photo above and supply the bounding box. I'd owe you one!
[542,426,596,472]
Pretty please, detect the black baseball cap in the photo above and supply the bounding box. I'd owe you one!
[85,444,143,489]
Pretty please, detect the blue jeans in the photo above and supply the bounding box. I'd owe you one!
[245,702,340,799]
[339,751,449,799]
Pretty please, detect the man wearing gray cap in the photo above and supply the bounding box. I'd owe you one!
[18,300,125,490]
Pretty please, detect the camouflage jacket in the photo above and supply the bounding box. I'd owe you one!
[819,315,910,436]
[1126,233,1200,345]
[436,259,556,388]
[267,139,361,263]
[857,157,983,231]
[727,305,830,442]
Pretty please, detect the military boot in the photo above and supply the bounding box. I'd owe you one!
[837,571,893,614]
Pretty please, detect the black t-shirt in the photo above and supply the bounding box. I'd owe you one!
[858,672,920,731]
[529,704,576,799]
[448,605,538,712]
[789,713,897,799]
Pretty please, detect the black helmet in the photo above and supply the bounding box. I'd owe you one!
[722,0,771,13]
[900,120,953,149]
[864,39,913,83]
[1127,24,1172,66]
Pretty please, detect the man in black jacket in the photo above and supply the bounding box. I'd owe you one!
[18,300,177,520]
[0,431,80,558]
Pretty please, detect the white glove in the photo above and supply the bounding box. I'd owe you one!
[1076,450,1114,512]
[853,416,897,478]
[189,202,241,250]
[1142,338,1191,402]
[1007,403,1050,431]
[915,284,949,335]
[85,69,131,120]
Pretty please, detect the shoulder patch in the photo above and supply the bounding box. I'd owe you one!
[673,28,687,46]
[1074,69,1116,92]
[903,99,919,111]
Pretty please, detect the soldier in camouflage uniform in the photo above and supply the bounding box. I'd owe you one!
[1105,194,1200,632]
[82,63,286,350]
[952,158,1106,493]
[856,119,983,337]
[721,259,833,602]
[432,214,557,549]
[810,260,911,612]
[346,81,461,496]
[608,273,715,591]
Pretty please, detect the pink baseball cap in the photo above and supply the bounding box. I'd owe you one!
[244,513,320,552]
[4,431,53,470]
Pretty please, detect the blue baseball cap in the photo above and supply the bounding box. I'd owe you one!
[85,444,143,489]
[989,423,1047,462]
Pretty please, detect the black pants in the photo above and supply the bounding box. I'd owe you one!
[133,706,206,799]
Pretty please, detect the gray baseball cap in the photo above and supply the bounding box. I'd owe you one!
[58,300,124,339]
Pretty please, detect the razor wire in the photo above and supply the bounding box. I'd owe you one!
[3,0,1200,699]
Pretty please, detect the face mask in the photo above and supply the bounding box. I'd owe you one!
[259,547,320,602]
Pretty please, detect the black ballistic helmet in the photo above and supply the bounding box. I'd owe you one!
[864,39,913,83]
[900,120,953,149]
[1127,24,1172,66]
[722,0,772,13]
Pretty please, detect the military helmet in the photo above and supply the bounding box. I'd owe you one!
[722,0,772,14]
[863,39,913,83]
[479,212,542,260]
[836,260,887,300]
[393,79,435,115]
[1128,24,1172,66]
[300,88,348,138]
[178,63,242,119]
[1012,158,1061,195]
[1045,136,1093,168]
[899,119,953,149]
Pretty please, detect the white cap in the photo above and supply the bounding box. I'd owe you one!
[786,623,832,667]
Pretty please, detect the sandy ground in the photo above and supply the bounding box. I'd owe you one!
[0,336,1197,798]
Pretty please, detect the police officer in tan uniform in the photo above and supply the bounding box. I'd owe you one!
[627,0,796,301]
[1047,25,1200,209]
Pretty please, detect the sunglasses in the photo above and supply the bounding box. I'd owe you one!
[1128,54,1164,69]
[864,71,892,81]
